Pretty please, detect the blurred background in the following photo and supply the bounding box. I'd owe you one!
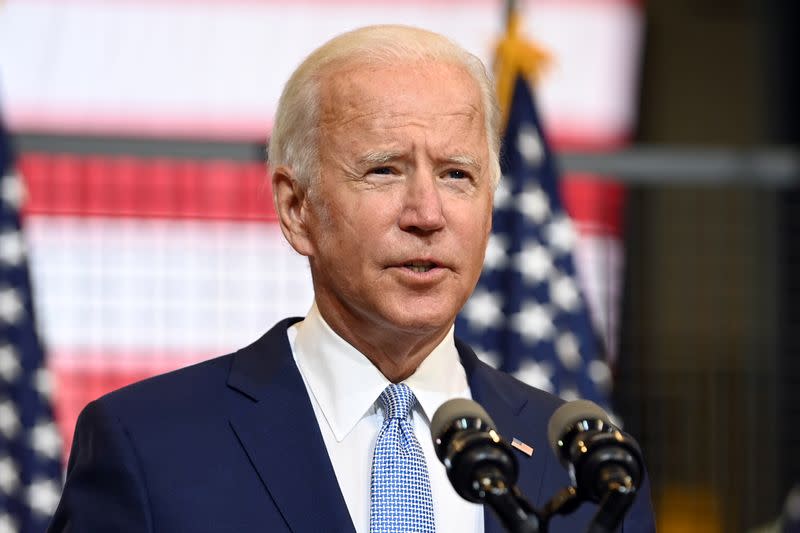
[0,0,797,531]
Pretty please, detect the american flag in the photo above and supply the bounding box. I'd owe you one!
[0,114,63,532]
[455,75,611,407]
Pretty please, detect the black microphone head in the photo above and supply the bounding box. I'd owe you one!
[430,398,496,444]
[547,399,644,504]
[430,398,517,503]
[547,399,611,457]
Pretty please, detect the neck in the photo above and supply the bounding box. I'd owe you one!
[315,304,452,383]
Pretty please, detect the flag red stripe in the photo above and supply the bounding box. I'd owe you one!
[18,152,626,235]
[19,153,277,221]
[561,174,626,237]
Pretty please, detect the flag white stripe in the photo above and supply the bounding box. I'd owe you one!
[0,0,641,141]
[26,216,314,358]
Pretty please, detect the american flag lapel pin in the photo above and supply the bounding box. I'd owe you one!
[511,438,534,457]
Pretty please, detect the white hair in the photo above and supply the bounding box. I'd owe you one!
[267,24,502,189]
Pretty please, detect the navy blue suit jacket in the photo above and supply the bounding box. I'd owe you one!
[50,318,655,532]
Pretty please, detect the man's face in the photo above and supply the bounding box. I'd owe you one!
[299,60,493,340]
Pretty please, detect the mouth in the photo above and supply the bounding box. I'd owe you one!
[401,260,441,273]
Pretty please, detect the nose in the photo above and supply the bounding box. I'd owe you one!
[398,173,446,234]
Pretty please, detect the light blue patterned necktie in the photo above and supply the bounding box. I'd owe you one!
[369,383,436,533]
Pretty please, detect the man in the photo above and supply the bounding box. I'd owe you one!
[49,25,655,532]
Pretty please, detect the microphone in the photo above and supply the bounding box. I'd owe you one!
[547,400,644,532]
[431,399,540,533]
[430,398,516,502]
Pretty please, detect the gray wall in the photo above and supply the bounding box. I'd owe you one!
[614,0,796,529]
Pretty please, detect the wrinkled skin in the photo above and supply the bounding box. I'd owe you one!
[273,60,494,381]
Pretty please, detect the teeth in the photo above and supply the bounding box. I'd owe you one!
[406,264,434,273]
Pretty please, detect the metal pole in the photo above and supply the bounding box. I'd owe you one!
[13,133,800,187]
[505,0,518,29]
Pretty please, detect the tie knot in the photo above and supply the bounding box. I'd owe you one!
[379,383,416,420]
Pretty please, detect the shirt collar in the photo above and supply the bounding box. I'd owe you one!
[290,303,470,442]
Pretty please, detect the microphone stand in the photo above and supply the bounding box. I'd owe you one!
[474,466,541,533]
[585,467,638,533]
[486,477,636,533]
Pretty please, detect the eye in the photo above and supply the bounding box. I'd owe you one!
[446,169,469,180]
[369,167,394,175]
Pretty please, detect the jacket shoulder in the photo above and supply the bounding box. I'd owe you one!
[96,354,235,418]
[455,336,565,417]
[93,317,301,422]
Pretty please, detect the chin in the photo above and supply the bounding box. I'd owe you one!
[383,304,458,336]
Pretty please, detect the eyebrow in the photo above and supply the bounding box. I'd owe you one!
[358,151,404,166]
[357,151,483,173]
[444,154,481,169]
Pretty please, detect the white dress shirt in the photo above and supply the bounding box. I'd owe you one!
[288,303,484,533]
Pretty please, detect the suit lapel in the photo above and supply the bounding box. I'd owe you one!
[227,318,355,533]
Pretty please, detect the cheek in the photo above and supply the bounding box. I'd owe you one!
[455,200,492,239]
[316,208,375,270]
[334,192,398,239]
[459,210,492,269]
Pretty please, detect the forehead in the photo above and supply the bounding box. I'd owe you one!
[317,59,485,135]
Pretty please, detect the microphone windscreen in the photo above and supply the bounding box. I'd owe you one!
[430,398,496,442]
[547,400,611,455]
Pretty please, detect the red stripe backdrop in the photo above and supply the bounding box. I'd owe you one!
[20,153,275,221]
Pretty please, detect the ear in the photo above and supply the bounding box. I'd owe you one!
[272,166,315,257]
